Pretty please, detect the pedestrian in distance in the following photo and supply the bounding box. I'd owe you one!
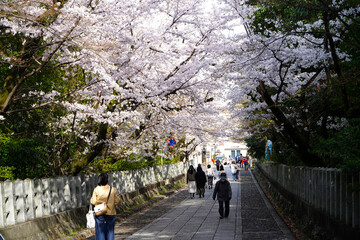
[187,165,197,199]
[236,161,241,180]
[91,173,121,240]
[230,161,238,181]
[213,172,232,219]
[240,154,244,168]
[206,164,215,189]
[244,156,249,171]
[195,164,207,198]
[216,158,220,171]
[219,164,224,171]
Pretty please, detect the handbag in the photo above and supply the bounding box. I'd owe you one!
[94,186,112,216]
[86,204,95,228]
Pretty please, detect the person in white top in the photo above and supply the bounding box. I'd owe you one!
[230,161,238,181]
[206,164,215,189]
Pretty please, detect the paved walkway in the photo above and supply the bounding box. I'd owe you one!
[111,166,295,240]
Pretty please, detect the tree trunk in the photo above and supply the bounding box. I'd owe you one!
[256,80,323,167]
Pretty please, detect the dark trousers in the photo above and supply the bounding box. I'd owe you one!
[218,200,230,217]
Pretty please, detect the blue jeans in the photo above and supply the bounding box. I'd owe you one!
[231,172,237,181]
[95,215,116,240]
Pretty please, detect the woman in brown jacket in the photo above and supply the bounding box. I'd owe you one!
[91,173,121,240]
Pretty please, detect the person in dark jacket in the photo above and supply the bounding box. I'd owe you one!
[195,164,207,198]
[213,172,232,219]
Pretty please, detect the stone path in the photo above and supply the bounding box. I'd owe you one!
[111,166,295,240]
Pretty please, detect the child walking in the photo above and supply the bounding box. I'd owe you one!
[213,172,232,219]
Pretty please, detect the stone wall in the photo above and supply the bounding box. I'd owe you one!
[255,161,360,239]
[0,162,188,239]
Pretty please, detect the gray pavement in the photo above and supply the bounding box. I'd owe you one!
[119,166,295,240]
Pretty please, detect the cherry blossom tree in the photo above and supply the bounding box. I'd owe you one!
[0,0,232,176]
[217,0,360,167]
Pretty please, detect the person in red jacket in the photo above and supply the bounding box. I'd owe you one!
[243,156,249,171]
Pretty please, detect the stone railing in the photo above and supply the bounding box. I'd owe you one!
[257,161,360,229]
[0,162,188,227]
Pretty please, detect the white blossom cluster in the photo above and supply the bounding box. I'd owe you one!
[1,0,234,159]
[215,0,358,137]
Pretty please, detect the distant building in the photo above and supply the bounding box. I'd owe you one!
[190,141,248,167]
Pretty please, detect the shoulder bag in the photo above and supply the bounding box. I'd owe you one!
[94,186,112,216]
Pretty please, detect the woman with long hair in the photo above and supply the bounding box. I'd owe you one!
[187,165,197,199]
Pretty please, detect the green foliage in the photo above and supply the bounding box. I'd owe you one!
[310,119,360,172]
[0,166,15,181]
[0,134,50,180]
[89,154,181,173]
[245,135,266,160]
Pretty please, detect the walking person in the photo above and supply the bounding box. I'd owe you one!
[187,165,197,199]
[206,164,215,189]
[236,161,241,180]
[216,158,220,171]
[240,154,244,168]
[230,161,238,181]
[244,156,249,171]
[219,163,224,171]
[213,172,232,219]
[195,164,207,198]
[91,173,121,240]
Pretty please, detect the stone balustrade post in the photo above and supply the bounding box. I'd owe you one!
[56,177,65,212]
[14,180,26,223]
[74,176,82,208]
[329,169,335,217]
[69,176,77,209]
[0,182,4,226]
[41,178,51,216]
[24,179,35,221]
[325,169,330,214]
[346,173,352,225]
[80,175,87,205]
[3,180,15,226]
[64,176,71,210]
[352,173,359,228]
[33,179,43,218]
[334,169,341,219]
[49,178,59,214]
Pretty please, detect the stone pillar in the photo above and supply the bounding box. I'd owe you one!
[80,175,87,205]
[69,176,77,209]
[41,178,51,216]
[24,179,35,221]
[329,169,335,217]
[346,173,352,225]
[49,178,59,214]
[33,179,43,218]
[14,180,26,223]
[0,182,5,227]
[334,169,341,219]
[340,171,346,222]
[3,180,15,225]
[352,173,359,228]
[56,177,65,212]
[75,176,82,208]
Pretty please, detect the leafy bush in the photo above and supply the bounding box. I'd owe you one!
[0,166,15,181]
[0,134,50,179]
[310,119,360,172]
